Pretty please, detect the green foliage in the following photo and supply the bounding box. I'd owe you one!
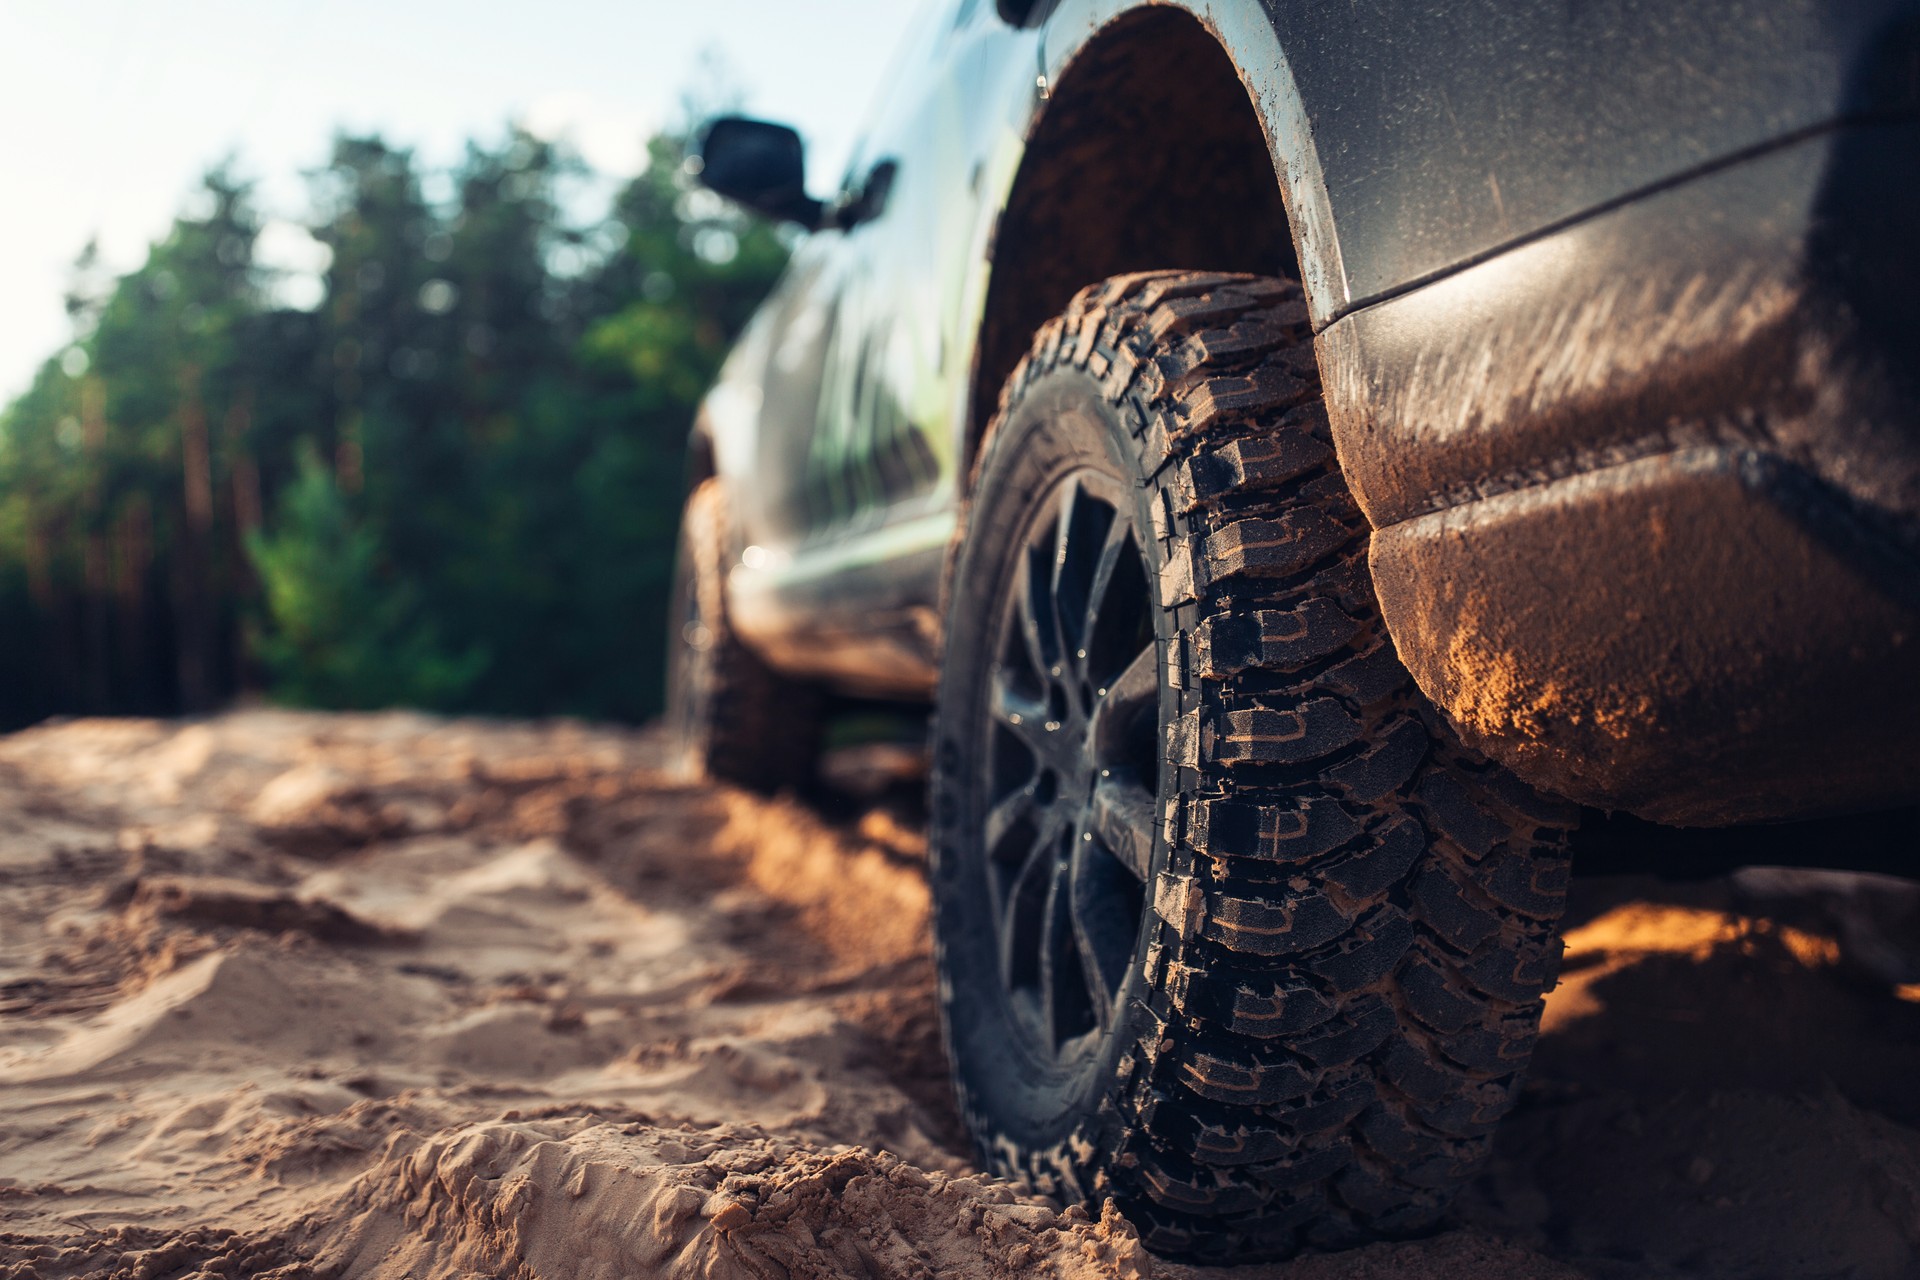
[247,448,482,709]
[0,122,789,725]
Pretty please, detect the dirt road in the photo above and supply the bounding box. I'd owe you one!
[1,712,1916,1278]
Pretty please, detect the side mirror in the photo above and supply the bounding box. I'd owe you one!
[690,117,824,229]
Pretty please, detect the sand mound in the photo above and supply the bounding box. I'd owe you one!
[1,709,1916,1279]
[303,1117,1148,1280]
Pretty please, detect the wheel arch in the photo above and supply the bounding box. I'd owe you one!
[964,2,1344,483]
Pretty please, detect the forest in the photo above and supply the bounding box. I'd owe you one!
[0,127,787,729]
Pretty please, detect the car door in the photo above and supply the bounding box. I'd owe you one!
[722,0,1040,692]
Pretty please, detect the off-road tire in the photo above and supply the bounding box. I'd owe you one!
[666,479,825,792]
[929,271,1576,1261]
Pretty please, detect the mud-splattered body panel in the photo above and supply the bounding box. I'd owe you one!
[702,0,1920,822]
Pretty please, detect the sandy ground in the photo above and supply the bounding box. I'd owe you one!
[1,711,1916,1280]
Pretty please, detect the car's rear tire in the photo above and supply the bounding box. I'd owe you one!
[666,478,824,792]
[929,272,1576,1261]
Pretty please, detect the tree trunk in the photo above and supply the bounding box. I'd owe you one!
[116,496,154,712]
[82,376,110,711]
[176,364,216,711]
[225,389,261,694]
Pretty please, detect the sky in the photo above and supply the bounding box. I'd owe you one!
[0,0,930,400]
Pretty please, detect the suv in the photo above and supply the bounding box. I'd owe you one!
[666,0,1920,1260]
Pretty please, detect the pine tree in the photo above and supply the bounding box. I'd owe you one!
[0,120,790,726]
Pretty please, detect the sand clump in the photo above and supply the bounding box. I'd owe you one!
[0,709,1917,1279]
[305,1120,1150,1280]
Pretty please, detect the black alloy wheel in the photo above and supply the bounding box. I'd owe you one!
[982,467,1159,1062]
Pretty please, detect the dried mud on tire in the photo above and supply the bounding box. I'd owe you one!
[1,710,1917,1279]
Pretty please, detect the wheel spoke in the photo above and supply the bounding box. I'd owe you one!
[989,666,1055,761]
[1048,478,1082,670]
[1080,515,1132,658]
[1050,478,1116,668]
[1050,476,1082,576]
[983,783,1038,861]
[1088,642,1158,761]
[1018,542,1059,678]
[1037,846,1094,1050]
[1103,641,1159,714]
[1071,832,1142,1019]
[998,809,1065,991]
[1086,773,1156,882]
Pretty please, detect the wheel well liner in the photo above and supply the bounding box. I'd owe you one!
[967,7,1299,477]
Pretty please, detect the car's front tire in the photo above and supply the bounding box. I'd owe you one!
[929,272,1576,1260]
